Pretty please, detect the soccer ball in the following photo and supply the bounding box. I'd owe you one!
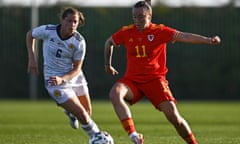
[89,131,114,144]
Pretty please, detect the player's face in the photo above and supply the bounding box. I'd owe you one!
[60,13,79,36]
[132,7,152,31]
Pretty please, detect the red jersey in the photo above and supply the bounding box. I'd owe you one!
[112,23,176,83]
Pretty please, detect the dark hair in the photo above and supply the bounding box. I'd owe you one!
[145,0,151,5]
[59,7,85,26]
[133,1,152,13]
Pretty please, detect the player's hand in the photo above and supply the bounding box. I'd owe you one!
[210,36,221,45]
[48,76,63,86]
[105,65,119,75]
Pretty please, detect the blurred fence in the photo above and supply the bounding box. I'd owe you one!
[0,6,239,100]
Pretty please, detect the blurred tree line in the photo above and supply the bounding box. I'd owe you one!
[0,6,239,100]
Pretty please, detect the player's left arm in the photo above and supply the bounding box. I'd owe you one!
[173,31,221,45]
[48,60,83,86]
[61,59,83,81]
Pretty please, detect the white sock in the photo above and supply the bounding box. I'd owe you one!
[81,119,100,137]
[129,131,138,139]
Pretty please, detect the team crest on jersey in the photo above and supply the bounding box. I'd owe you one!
[53,90,61,97]
[147,34,154,41]
[68,44,74,49]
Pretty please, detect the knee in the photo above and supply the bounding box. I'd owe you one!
[109,88,121,104]
[109,84,123,102]
[159,101,184,126]
[109,82,131,105]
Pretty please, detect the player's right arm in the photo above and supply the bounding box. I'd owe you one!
[26,25,51,75]
[104,37,119,75]
[26,30,39,74]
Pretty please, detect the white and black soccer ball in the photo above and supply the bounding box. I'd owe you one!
[89,131,114,144]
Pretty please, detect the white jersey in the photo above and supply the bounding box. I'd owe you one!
[32,24,87,86]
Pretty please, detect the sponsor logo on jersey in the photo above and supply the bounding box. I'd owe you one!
[57,42,64,47]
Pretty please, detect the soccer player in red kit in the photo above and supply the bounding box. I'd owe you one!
[104,1,221,144]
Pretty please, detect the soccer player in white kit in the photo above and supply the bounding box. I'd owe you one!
[26,7,101,139]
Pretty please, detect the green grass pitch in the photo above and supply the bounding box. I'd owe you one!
[0,100,239,144]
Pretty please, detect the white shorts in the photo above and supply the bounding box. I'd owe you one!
[45,82,89,104]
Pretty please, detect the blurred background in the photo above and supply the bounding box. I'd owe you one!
[0,0,239,101]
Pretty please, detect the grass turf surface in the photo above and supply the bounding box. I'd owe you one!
[0,100,239,144]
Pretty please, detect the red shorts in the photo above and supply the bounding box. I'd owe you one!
[118,77,176,109]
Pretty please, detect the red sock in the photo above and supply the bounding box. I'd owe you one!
[183,133,198,144]
[121,118,136,135]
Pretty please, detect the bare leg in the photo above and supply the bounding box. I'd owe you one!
[78,94,92,116]
[61,96,100,137]
[61,95,90,125]
[109,82,144,144]
[109,82,133,120]
[159,101,197,143]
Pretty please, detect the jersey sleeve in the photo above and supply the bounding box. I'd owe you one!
[111,31,122,45]
[73,36,86,61]
[111,26,129,45]
[32,25,51,40]
[159,24,177,42]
